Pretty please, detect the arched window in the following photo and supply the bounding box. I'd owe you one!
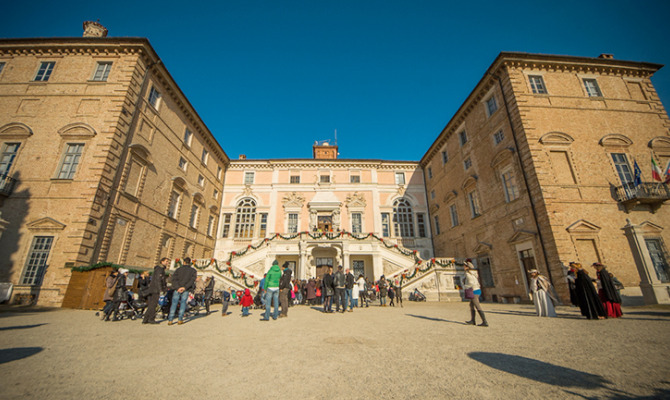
[234,198,256,238]
[393,198,414,237]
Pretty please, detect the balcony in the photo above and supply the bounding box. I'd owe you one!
[615,182,670,213]
[0,173,17,197]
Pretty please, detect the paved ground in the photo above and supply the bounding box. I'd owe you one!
[0,301,669,399]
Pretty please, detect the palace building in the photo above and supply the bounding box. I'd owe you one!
[0,23,668,306]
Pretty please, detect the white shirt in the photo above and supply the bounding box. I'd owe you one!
[356,277,366,292]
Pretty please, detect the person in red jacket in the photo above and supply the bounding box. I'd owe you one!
[240,288,254,317]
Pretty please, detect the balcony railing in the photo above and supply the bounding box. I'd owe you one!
[615,182,670,203]
[0,173,17,197]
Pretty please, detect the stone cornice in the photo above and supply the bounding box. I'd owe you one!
[228,159,420,170]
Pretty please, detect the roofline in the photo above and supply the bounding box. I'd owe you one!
[419,51,664,165]
[229,158,420,164]
[0,36,230,164]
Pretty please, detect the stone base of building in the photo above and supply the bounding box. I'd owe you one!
[640,283,670,305]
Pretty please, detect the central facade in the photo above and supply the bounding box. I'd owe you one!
[213,146,433,281]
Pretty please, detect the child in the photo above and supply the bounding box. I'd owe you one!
[388,285,395,307]
[240,288,254,316]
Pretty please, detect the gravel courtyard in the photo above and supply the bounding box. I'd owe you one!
[1,301,669,399]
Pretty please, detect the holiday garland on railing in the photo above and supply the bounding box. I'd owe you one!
[174,259,259,288]
[70,262,149,275]
[396,258,461,287]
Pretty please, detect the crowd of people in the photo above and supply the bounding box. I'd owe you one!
[99,257,624,326]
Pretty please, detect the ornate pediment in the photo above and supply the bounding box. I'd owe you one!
[634,220,663,235]
[508,229,536,244]
[490,147,515,168]
[282,192,305,209]
[473,242,493,254]
[648,136,670,151]
[58,122,97,138]
[599,133,633,148]
[539,131,574,146]
[27,217,66,231]
[242,185,254,197]
[443,190,458,204]
[0,122,33,139]
[566,219,601,234]
[345,192,366,209]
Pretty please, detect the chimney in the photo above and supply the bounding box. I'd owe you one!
[598,53,614,59]
[83,21,108,38]
[238,154,247,160]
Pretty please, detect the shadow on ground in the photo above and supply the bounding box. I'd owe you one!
[0,347,43,364]
[468,352,611,389]
[0,323,47,331]
[405,313,465,325]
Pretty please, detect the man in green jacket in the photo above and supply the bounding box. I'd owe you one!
[261,260,282,321]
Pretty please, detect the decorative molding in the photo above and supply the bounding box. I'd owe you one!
[282,192,305,209]
[507,230,536,244]
[345,192,366,209]
[490,147,516,168]
[598,133,633,148]
[128,143,153,164]
[27,217,66,231]
[539,131,574,146]
[461,175,478,190]
[473,241,493,254]
[57,122,97,138]
[443,190,458,204]
[648,136,670,150]
[566,219,602,234]
[0,122,33,138]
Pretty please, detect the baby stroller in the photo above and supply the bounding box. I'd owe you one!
[409,289,426,302]
[253,291,264,309]
[116,290,147,320]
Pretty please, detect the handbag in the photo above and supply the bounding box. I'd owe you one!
[464,288,474,299]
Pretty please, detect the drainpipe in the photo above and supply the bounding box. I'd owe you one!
[92,58,161,263]
[491,71,555,286]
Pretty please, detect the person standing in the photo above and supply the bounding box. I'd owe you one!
[168,257,197,325]
[279,262,292,318]
[592,263,623,318]
[137,271,151,302]
[345,268,355,312]
[203,276,215,315]
[142,257,168,324]
[357,274,368,308]
[240,288,254,316]
[566,267,579,307]
[221,287,231,317]
[101,270,118,320]
[333,265,346,313]
[528,269,557,317]
[388,285,395,307]
[306,278,316,305]
[570,262,606,320]
[378,276,388,307]
[463,261,488,327]
[396,281,403,308]
[322,267,334,313]
[261,260,281,321]
[106,268,129,321]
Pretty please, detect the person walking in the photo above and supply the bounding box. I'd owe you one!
[168,257,197,325]
[322,267,334,313]
[203,276,215,315]
[570,262,606,320]
[333,265,346,313]
[592,263,623,318]
[101,270,118,320]
[261,260,281,321]
[463,261,488,327]
[528,269,557,317]
[345,268,355,312]
[279,262,292,318]
[142,257,168,324]
[106,268,129,321]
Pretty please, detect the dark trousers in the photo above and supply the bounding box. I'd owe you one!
[334,288,346,311]
[280,288,290,316]
[221,300,229,315]
[143,293,159,322]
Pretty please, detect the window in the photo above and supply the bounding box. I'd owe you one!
[381,213,390,237]
[288,213,299,234]
[244,171,255,185]
[351,213,362,234]
[123,157,144,197]
[430,190,435,200]
[395,172,405,185]
[464,158,472,171]
[201,149,209,165]
[583,78,603,97]
[20,236,53,285]
[645,238,670,283]
[290,175,300,184]
[417,213,426,238]
[259,213,268,237]
[217,166,223,180]
[459,130,468,146]
[167,190,180,219]
[0,143,20,175]
[529,75,547,94]
[148,86,161,108]
[433,216,441,235]
[183,128,193,146]
[449,204,459,227]
[611,153,634,189]
[350,175,360,183]
[493,130,505,146]
[221,213,232,238]
[34,62,55,81]
[549,151,577,184]
[56,143,84,179]
[393,198,414,237]
[0,62,5,75]
[320,175,330,183]
[207,215,216,237]
[486,96,498,116]
[234,198,256,238]
[189,204,200,229]
[478,257,495,287]
[427,167,433,179]
[501,168,520,202]
[353,260,365,277]
[441,150,448,165]
[92,62,112,81]
[178,157,187,171]
[198,174,205,187]
[213,189,219,199]
[467,190,482,218]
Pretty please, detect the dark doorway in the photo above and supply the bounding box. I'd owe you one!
[318,216,332,232]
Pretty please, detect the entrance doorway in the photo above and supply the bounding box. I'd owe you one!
[318,216,332,232]
[315,257,333,279]
[646,238,670,282]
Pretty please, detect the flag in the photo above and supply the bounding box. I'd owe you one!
[651,157,663,182]
[633,160,642,186]
[664,160,670,184]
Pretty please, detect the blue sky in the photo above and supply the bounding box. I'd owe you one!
[3,1,670,161]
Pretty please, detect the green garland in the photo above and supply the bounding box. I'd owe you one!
[71,262,148,275]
